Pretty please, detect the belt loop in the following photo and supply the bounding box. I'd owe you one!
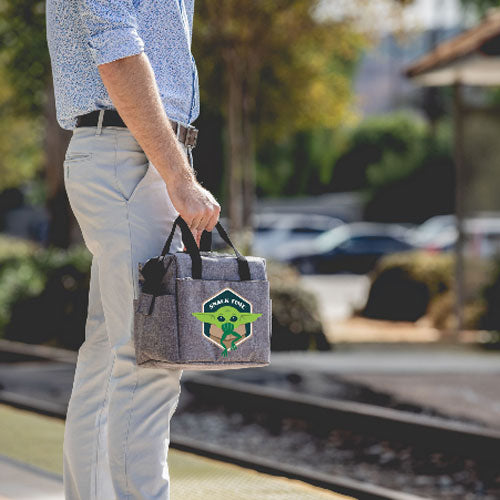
[95,110,104,136]
[175,121,181,142]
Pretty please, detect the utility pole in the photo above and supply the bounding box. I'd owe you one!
[453,81,465,342]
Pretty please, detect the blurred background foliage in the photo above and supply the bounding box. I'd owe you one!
[193,0,365,141]
[362,250,454,322]
[0,0,48,117]
[361,249,500,334]
[0,54,44,190]
[255,112,455,225]
[460,0,500,14]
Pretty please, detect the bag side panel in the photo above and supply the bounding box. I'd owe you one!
[133,293,179,363]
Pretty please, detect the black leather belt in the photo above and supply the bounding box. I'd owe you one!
[75,109,198,148]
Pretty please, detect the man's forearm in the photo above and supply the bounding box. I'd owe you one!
[97,51,220,238]
[97,52,195,185]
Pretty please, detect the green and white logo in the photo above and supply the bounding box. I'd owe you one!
[192,287,261,357]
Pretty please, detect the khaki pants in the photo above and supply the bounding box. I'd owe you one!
[62,119,188,499]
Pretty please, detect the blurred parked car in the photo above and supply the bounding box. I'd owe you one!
[406,214,456,249]
[252,212,344,259]
[408,214,500,258]
[284,222,414,274]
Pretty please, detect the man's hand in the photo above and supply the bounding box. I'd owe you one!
[97,52,220,242]
[166,165,220,247]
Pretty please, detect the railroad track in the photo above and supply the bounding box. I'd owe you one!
[181,373,500,461]
[2,340,499,499]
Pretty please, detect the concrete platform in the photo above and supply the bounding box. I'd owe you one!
[0,452,355,500]
[0,455,64,500]
[269,344,500,374]
[0,404,353,500]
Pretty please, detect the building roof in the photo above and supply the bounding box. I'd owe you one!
[405,8,500,86]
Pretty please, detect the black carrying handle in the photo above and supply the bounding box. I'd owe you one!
[200,229,212,252]
[161,215,251,281]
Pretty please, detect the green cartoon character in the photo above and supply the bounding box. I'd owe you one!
[192,306,262,357]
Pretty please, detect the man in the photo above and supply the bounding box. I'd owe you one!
[45,0,220,498]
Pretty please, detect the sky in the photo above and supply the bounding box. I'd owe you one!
[316,0,468,32]
[401,0,464,29]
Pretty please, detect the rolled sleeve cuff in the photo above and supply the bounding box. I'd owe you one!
[88,27,144,66]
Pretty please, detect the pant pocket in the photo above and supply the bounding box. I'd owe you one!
[65,152,93,162]
[63,153,94,182]
[114,149,151,203]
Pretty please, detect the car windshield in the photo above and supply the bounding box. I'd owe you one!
[313,225,350,253]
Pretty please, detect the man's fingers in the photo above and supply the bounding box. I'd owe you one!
[201,202,221,232]
[190,205,219,232]
[193,228,202,248]
[188,214,204,232]
[205,210,220,233]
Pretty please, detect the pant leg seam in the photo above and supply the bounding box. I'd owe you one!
[94,351,115,500]
[123,365,139,499]
[88,258,115,500]
[123,198,140,498]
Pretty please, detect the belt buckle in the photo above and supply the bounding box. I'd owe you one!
[185,126,198,149]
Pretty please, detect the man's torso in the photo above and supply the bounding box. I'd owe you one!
[46,0,200,130]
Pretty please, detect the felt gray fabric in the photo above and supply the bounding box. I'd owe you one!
[133,251,271,370]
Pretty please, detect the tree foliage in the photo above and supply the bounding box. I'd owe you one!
[460,0,500,14]
[358,115,455,223]
[193,0,365,144]
[0,1,46,190]
[0,54,43,190]
[0,0,49,116]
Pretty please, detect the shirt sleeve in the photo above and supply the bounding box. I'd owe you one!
[77,0,145,66]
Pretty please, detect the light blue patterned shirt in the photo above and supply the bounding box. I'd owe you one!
[46,0,199,130]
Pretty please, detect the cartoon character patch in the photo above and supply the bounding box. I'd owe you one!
[192,287,261,357]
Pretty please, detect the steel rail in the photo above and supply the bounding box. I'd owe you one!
[182,373,500,460]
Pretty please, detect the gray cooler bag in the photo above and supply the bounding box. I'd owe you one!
[133,215,272,370]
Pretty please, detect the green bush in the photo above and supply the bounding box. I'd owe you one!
[328,112,428,193]
[0,238,92,348]
[0,235,37,261]
[0,236,43,331]
[266,260,330,351]
[322,112,455,223]
[361,249,500,340]
[362,250,454,322]
[427,289,486,331]
[476,257,500,332]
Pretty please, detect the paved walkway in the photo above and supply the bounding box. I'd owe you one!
[269,345,500,374]
[0,455,64,500]
[0,452,355,500]
[0,404,354,500]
